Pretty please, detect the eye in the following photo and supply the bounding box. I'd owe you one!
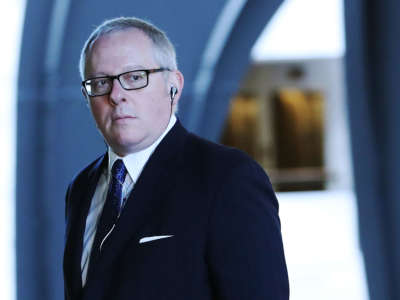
[88,78,111,93]
[130,74,142,81]
[124,71,146,83]
[95,79,109,87]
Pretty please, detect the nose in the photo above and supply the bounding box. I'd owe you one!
[109,78,126,105]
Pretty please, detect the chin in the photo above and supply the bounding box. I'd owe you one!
[110,137,145,154]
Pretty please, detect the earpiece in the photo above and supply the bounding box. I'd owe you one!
[170,86,178,102]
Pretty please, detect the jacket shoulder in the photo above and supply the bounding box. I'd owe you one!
[69,154,105,186]
[184,132,260,171]
[65,154,105,207]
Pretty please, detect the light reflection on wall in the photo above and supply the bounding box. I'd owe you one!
[251,0,345,61]
[0,2,26,300]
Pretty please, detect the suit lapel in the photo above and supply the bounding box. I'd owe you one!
[83,121,188,298]
[64,154,107,300]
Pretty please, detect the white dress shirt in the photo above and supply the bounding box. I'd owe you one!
[81,115,176,286]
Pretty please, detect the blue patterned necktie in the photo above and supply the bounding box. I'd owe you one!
[90,159,127,260]
[107,159,128,218]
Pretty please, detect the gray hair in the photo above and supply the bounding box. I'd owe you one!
[79,17,178,79]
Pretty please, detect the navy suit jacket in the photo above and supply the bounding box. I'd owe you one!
[63,121,289,300]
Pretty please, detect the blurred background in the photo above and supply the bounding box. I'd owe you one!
[1,0,399,299]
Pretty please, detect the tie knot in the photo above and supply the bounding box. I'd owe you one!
[111,159,127,184]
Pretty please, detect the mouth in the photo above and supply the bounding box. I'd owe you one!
[112,115,136,122]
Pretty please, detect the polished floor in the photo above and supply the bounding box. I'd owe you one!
[278,190,369,300]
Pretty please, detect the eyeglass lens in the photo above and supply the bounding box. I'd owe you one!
[85,70,149,96]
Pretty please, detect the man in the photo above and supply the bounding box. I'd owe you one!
[63,16,289,300]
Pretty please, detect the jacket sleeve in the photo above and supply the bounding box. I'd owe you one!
[64,182,74,241]
[206,159,289,300]
[65,183,72,221]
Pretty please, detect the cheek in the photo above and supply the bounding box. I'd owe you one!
[142,95,169,119]
[153,100,171,123]
[90,101,110,125]
[156,93,172,112]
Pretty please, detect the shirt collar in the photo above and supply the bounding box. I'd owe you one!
[108,115,176,183]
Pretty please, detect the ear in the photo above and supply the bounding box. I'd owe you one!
[169,69,184,107]
[81,87,90,107]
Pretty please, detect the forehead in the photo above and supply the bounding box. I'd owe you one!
[86,29,157,76]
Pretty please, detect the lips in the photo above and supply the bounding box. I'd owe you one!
[112,114,135,121]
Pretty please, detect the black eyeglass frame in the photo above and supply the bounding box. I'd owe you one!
[82,67,171,97]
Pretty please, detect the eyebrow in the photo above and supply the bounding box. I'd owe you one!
[88,65,148,78]
[121,65,147,72]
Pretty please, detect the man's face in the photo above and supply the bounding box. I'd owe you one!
[85,29,178,156]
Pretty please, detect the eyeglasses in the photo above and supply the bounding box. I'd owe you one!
[82,68,170,97]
